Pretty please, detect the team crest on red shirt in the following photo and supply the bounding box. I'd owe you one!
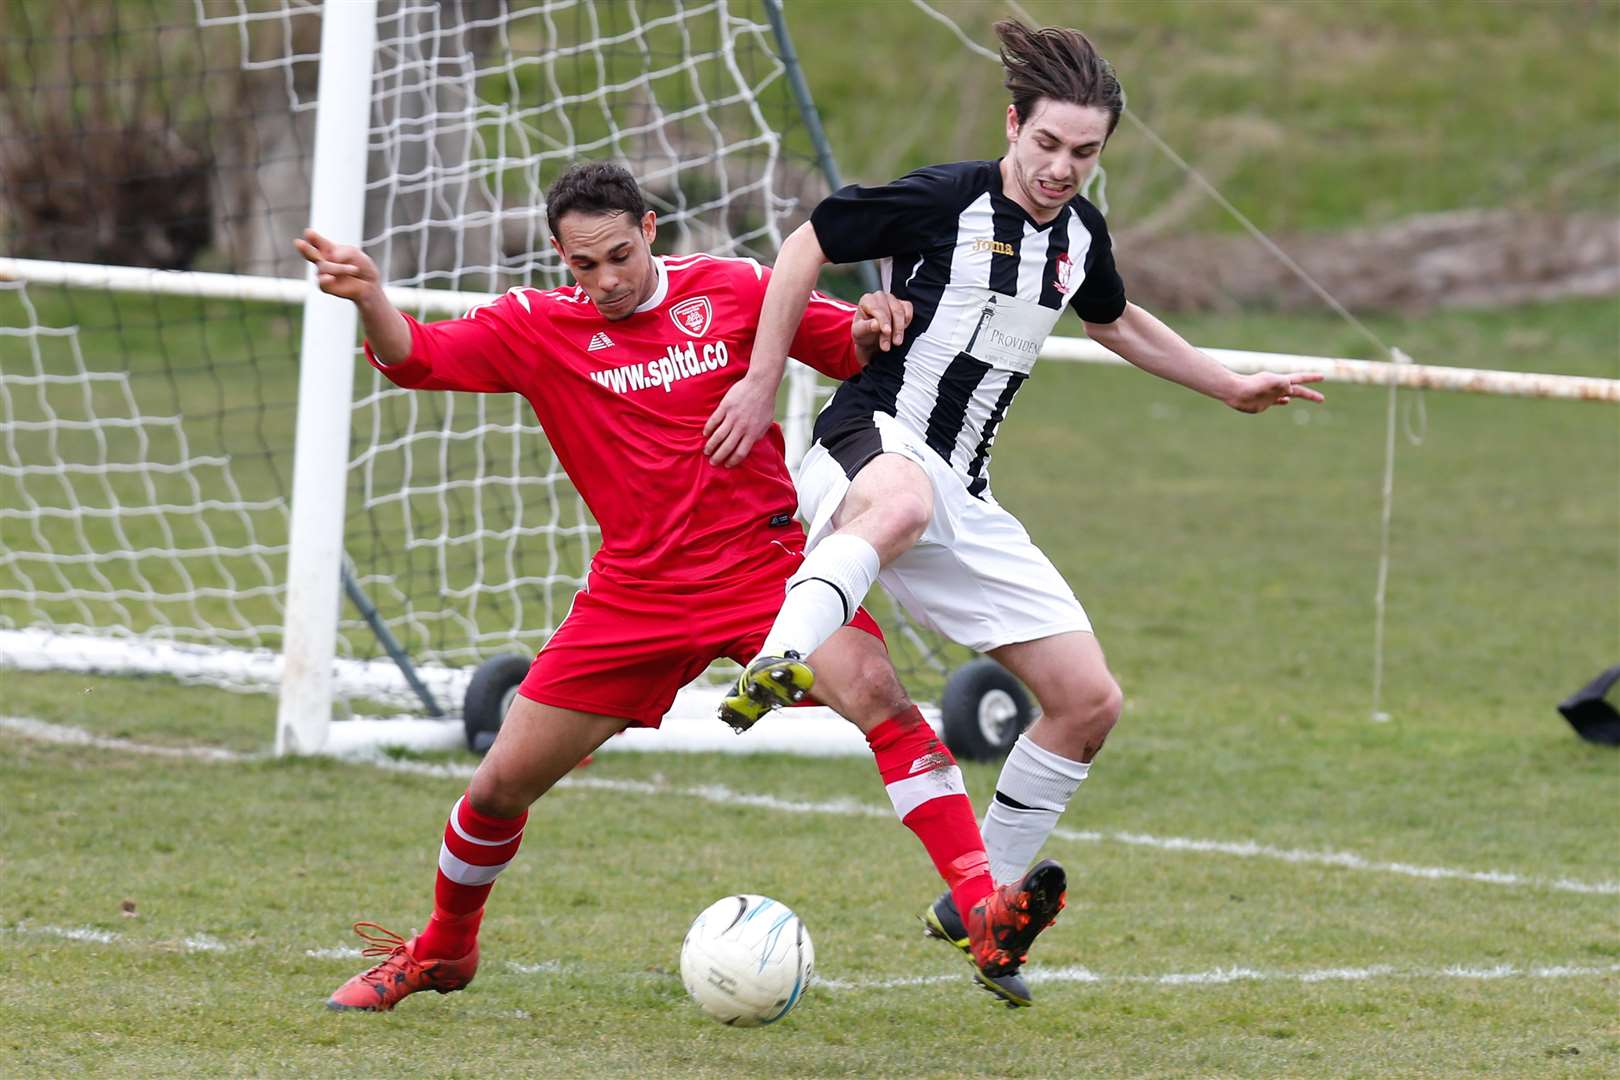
[1054,251,1074,294]
[669,296,713,337]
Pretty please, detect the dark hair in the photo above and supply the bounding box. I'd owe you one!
[994,20,1124,138]
[544,160,647,241]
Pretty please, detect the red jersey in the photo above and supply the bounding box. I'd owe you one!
[367,254,861,587]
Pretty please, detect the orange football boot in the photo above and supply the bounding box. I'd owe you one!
[325,922,479,1012]
[964,859,1067,981]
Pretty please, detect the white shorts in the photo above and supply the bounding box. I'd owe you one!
[796,412,1092,654]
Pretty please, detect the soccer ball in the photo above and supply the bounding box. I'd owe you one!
[679,894,815,1027]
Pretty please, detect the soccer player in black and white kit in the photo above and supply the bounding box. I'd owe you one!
[707,21,1325,994]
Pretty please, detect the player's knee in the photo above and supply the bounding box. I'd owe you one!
[1046,673,1122,739]
[466,761,534,820]
[1092,677,1124,733]
[880,490,932,549]
[845,651,913,723]
[850,488,930,555]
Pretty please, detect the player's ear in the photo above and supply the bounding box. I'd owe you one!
[549,235,566,261]
[640,210,656,247]
[1005,103,1021,144]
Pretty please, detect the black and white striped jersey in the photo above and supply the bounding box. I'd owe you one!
[809,159,1127,497]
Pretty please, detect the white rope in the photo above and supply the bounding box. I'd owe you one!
[9,257,1613,402]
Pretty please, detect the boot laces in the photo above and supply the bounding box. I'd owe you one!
[350,921,419,984]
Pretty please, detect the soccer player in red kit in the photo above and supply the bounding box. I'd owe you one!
[298,162,1065,1013]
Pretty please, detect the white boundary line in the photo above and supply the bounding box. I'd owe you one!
[4,922,1616,991]
[7,716,1617,898]
[816,961,1620,991]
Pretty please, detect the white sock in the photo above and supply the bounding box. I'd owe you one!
[757,533,881,660]
[981,732,1091,885]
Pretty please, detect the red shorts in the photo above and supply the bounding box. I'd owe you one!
[518,543,884,726]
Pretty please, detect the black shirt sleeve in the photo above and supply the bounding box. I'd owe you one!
[809,162,986,264]
[1069,198,1128,324]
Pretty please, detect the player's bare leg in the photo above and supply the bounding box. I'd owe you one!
[328,699,629,1012]
[723,454,931,731]
[994,630,1122,767]
[465,697,629,817]
[808,626,1065,1007]
[923,632,1115,985]
[825,453,935,563]
[983,630,1120,880]
[793,624,910,736]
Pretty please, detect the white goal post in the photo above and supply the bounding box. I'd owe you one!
[276,0,377,755]
[0,0,865,754]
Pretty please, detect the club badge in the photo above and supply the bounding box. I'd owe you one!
[670,296,713,337]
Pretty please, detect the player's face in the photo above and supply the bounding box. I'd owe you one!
[1003,99,1112,221]
[552,210,659,321]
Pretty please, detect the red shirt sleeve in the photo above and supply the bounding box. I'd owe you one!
[365,291,540,392]
[747,264,861,381]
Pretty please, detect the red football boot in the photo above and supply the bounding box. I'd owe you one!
[964,859,1067,980]
[325,922,479,1012]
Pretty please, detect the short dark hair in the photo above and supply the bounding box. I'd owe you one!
[544,161,647,242]
[995,20,1124,138]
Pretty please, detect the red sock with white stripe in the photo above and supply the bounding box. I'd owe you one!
[414,793,527,961]
[866,709,994,917]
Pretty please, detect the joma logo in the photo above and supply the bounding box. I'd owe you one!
[972,238,1015,256]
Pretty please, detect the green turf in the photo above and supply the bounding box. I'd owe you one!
[788,0,1620,230]
[4,3,1618,1067]
[2,727,1615,1078]
[4,288,1617,1075]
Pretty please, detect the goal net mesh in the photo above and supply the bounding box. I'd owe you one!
[0,0,927,705]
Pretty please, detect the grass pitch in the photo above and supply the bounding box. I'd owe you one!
[3,2,1616,1072]
[3,296,1617,1077]
[2,693,1615,1078]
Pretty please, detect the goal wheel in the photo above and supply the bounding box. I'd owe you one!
[939,658,1034,762]
[463,654,531,755]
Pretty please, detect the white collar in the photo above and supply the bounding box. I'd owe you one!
[633,256,669,314]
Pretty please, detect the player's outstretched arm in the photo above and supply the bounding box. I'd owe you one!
[1085,302,1325,413]
[293,228,411,364]
[703,222,830,468]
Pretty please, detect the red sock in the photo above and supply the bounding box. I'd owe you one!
[414,793,527,960]
[866,709,994,917]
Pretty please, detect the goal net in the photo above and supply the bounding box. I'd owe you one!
[0,0,900,740]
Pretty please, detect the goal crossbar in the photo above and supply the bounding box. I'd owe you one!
[5,256,1616,403]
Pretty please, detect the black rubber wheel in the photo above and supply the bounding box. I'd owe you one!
[463,654,531,755]
[939,657,1034,762]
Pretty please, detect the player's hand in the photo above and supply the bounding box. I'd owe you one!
[704,376,776,468]
[852,291,913,358]
[1224,370,1326,413]
[294,229,382,304]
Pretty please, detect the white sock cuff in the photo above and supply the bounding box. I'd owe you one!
[994,733,1090,813]
[787,533,880,625]
[1011,732,1092,783]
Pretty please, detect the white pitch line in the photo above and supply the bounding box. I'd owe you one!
[8,716,1618,897]
[6,922,1615,991]
[816,962,1620,991]
[2,715,249,761]
[1042,827,1620,897]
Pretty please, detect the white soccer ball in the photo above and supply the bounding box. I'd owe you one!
[679,894,815,1027]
